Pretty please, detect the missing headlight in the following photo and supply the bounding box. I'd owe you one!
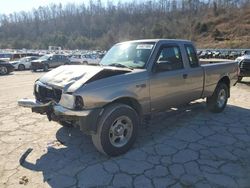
[75,96,84,110]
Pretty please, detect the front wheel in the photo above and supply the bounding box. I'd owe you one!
[92,103,139,156]
[18,64,25,71]
[206,83,228,113]
[0,66,8,75]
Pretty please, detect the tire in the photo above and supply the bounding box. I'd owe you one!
[82,61,88,65]
[43,64,49,72]
[206,83,228,113]
[92,103,139,156]
[0,66,9,75]
[32,69,37,72]
[18,64,25,71]
[59,121,73,128]
[238,76,243,82]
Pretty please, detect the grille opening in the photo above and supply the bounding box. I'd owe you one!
[35,85,62,103]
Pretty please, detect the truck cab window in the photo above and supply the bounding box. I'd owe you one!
[156,46,183,71]
[185,45,199,68]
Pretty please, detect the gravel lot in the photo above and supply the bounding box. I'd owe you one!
[0,71,250,188]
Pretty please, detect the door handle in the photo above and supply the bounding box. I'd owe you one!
[183,74,188,79]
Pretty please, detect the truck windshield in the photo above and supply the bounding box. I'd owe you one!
[100,42,155,69]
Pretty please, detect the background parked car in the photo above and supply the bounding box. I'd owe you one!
[70,54,100,65]
[0,53,13,61]
[0,60,14,75]
[31,54,70,72]
[10,56,39,70]
[235,55,250,81]
[199,50,213,59]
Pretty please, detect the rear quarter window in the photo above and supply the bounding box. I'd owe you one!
[185,44,199,68]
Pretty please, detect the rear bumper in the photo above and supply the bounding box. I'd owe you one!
[18,98,102,134]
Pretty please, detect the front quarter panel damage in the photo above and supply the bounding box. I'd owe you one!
[74,70,151,114]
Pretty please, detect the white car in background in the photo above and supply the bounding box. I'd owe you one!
[10,56,39,70]
[69,54,100,65]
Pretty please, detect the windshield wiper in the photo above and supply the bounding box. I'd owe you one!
[107,63,133,70]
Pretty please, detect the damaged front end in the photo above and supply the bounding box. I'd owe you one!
[18,65,132,134]
[18,96,103,135]
[18,79,102,135]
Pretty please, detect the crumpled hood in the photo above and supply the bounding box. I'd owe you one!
[38,65,130,93]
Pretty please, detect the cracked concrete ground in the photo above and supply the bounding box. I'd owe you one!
[0,71,250,188]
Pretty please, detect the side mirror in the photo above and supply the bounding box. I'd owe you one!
[155,62,172,72]
[49,57,53,61]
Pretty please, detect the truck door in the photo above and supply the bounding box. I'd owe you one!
[53,55,62,67]
[182,44,204,101]
[49,55,58,68]
[150,44,191,112]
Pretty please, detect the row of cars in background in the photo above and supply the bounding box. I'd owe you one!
[197,49,250,59]
[0,51,105,75]
[0,49,250,82]
[235,55,250,81]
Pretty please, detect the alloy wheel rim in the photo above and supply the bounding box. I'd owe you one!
[109,116,133,148]
[217,89,226,108]
[0,67,7,75]
[19,65,25,70]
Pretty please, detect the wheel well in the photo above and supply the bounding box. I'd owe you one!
[110,97,142,116]
[218,76,230,97]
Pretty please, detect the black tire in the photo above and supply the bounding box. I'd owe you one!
[32,69,37,72]
[92,103,139,156]
[43,64,49,72]
[0,66,9,75]
[59,121,73,128]
[238,76,243,82]
[18,64,25,71]
[82,61,88,65]
[206,83,228,113]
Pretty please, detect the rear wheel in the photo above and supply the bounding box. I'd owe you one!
[206,83,228,113]
[18,64,25,71]
[0,66,8,75]
[92,103,139,156]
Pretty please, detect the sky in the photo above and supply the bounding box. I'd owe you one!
[0,0,128,15]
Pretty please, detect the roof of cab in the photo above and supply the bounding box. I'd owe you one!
[116,39,192,45]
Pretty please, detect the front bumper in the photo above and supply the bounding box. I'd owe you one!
[18,98,103,134]
[8,66,15,73]
[10,64,18,70]
[30,63,44,70]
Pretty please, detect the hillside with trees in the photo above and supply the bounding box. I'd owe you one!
[0,0,249,50]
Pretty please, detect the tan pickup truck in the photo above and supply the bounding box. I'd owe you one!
[18,39,238,156]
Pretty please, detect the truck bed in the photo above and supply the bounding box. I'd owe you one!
[201,61,238,97]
